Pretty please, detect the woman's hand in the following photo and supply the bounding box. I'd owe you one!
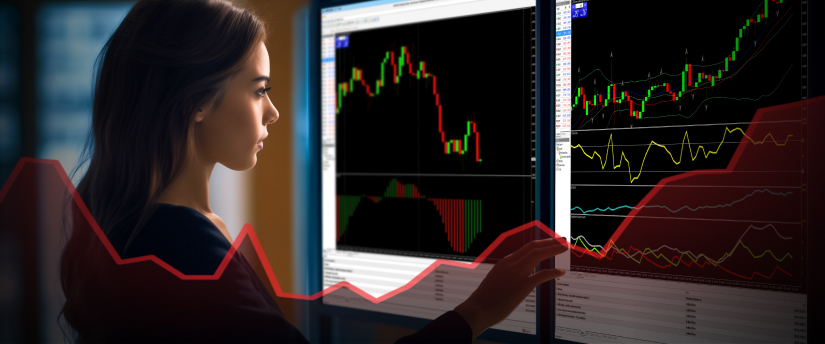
[453,237,568,338]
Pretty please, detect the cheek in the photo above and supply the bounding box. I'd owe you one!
[199,103,261,168]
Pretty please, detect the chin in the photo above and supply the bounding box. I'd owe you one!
[223,156,257,171]
[240,156,257,171]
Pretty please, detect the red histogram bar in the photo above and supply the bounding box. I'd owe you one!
[450,199,454,251]
[454,199,458,252]
[452,199,457,251]
[459,199,465,253]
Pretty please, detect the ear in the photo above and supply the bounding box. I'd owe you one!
[194,107,207,123]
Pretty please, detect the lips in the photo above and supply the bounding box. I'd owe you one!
[257,133,267,149]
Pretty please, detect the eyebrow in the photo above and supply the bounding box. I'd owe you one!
[252,76,270,84]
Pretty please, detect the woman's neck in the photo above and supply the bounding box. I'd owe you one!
[156,147,233,243]
[157,153,214,214]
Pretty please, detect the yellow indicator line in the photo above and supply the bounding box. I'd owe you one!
[571,127,793,183]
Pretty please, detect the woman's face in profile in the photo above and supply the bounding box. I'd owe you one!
[196,41,279,171]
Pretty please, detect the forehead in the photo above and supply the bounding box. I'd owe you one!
[241,41,269,78]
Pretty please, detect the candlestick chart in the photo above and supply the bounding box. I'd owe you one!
[336,47,482,163]
[566,0,807,292]
[334,8,536,259]
[568,0,801,131]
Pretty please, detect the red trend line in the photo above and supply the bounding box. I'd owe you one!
[3,97,818,303]
[0,158,568,303]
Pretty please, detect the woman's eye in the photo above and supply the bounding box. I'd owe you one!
[257,87,272,98]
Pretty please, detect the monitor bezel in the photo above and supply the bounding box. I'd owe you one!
[309,0,555,342]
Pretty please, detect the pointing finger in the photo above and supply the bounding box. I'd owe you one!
[515,243,568,272]
[505,238,565,262]
[527,268,566,287]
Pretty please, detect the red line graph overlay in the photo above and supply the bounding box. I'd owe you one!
[0,158,565,304]
[0,98,818,303]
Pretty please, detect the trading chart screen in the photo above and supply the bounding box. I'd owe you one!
[320,0,538,334]
[554,0,809,343]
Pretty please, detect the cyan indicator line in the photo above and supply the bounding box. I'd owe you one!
[571,188,793,214]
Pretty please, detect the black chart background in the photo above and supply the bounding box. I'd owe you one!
[335,8,536,260]
[569,0,804,247]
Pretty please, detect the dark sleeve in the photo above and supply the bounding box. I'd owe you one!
[395,311,473,344]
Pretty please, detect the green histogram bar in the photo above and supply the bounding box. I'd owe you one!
[464,199,482,252]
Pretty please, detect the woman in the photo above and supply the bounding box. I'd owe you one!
[59,0,567,342]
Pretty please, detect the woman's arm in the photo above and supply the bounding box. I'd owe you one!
[396,237,567,342]
[455,237,567,338]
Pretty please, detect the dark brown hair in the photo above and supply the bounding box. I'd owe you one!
[59,0,266,341]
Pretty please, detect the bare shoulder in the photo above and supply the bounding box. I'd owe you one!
[202,212,233,243]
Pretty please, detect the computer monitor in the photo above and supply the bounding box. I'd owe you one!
[553,0,811,343]
[318,0,540,336]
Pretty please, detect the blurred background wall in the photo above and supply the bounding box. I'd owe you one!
[0,0,310,342]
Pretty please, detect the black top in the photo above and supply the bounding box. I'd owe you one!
[103,203,472,343]
[115,203,231,275]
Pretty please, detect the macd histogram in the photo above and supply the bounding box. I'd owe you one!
[337,179,482,254]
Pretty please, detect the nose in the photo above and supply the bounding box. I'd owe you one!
[265,97,279,125]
